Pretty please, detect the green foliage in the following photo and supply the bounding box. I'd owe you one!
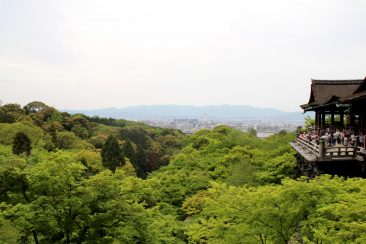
[122,140,137,163]
[192,137,209,149]
[0,102,181,163]
[101,135,125,172]
[55,131,82,149]
[149,126,296,207]
[2,100,365,243]
[254,152,296,184]
[76,150,104,173]
[304,115,315,130]
[0,111,15,123]
[183,176,366,243]
[119,126,149,148]
[23,101,49,114]
[0,122,51,149]
[12,132,32,156]
[0,156,151,243]
[146,206,186,244]
[248,127,257,137]
[63,114,91,138]
[0,103,25,123]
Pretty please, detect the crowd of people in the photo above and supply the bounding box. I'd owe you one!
[297,127,366,148]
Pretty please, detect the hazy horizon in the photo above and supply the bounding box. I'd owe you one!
[1,0,366,112]
[63,103,298,112]
[63,104,306,122]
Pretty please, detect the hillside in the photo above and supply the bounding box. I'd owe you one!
[1,101,366,243]
[0,101,184,178]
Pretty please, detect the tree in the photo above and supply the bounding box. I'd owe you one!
[101,135,125,172]
[23,101,49,114]
[12,132,31,156]
[135,147,149,178]
[247,127,257,137]
[0,111,15,123]
[62,114,90,132]
[304,116,315,131]
[55,131,79,149]
[1,103,24,114]
[122,140,137,164]
[192,137,209,150]
[0,103,25,122]
[1,157,150,243]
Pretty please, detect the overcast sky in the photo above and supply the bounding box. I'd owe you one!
[1,0,365,112]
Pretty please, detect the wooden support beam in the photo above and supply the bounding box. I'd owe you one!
[331,113,335,129]
[321,111,326,128]
[340,111,344,128]
[315,111,318,128]
[318,112,322,129]
[350,107,354,127]
[361,113,366,132]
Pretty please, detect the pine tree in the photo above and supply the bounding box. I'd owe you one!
[135,147,149,178]
[101,135,124,172]
[122,140,136,163]
[12,132,32,156]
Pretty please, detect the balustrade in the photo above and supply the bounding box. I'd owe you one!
[295,137,363,160]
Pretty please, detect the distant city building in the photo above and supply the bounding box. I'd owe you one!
[143,117,302,137]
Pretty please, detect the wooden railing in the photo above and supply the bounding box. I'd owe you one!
[325,146,356,158]
[295,137,364,160]
[295,138,320,157]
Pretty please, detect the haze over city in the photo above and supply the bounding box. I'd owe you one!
[1,0,366,112]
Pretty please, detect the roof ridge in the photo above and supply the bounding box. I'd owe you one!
[311,79,363,85]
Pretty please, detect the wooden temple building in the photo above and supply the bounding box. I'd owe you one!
[291,77,366,177]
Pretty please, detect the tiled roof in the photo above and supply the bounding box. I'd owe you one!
[302,79,365,110]
[311,79,363,85]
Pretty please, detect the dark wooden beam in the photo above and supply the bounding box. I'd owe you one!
[340,111,344,128]
[331,113,335,129]
[350,107,355,127]
[315,111,318,128]
[321,111,326,128]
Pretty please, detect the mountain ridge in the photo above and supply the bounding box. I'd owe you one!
[65,105,305,122]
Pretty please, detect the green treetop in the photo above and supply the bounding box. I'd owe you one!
[12,132,32,156]
[101,135,125,172]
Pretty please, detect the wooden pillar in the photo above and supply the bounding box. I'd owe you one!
[331,112,334,129]
[315,111,319,128]
[319,139,325,160]
[361,113,366,132]
[321,111,326,128]
[350,107,354,128]
[340,111,344,128]
[318,112,322,128]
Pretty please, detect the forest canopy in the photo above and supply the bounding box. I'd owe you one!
[0,101,365,243]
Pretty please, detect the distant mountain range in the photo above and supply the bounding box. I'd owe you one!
[65,105,306,122]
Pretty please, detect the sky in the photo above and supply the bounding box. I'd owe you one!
[0,0,365,112]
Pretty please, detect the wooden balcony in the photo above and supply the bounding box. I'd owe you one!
[290,137,365,163]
